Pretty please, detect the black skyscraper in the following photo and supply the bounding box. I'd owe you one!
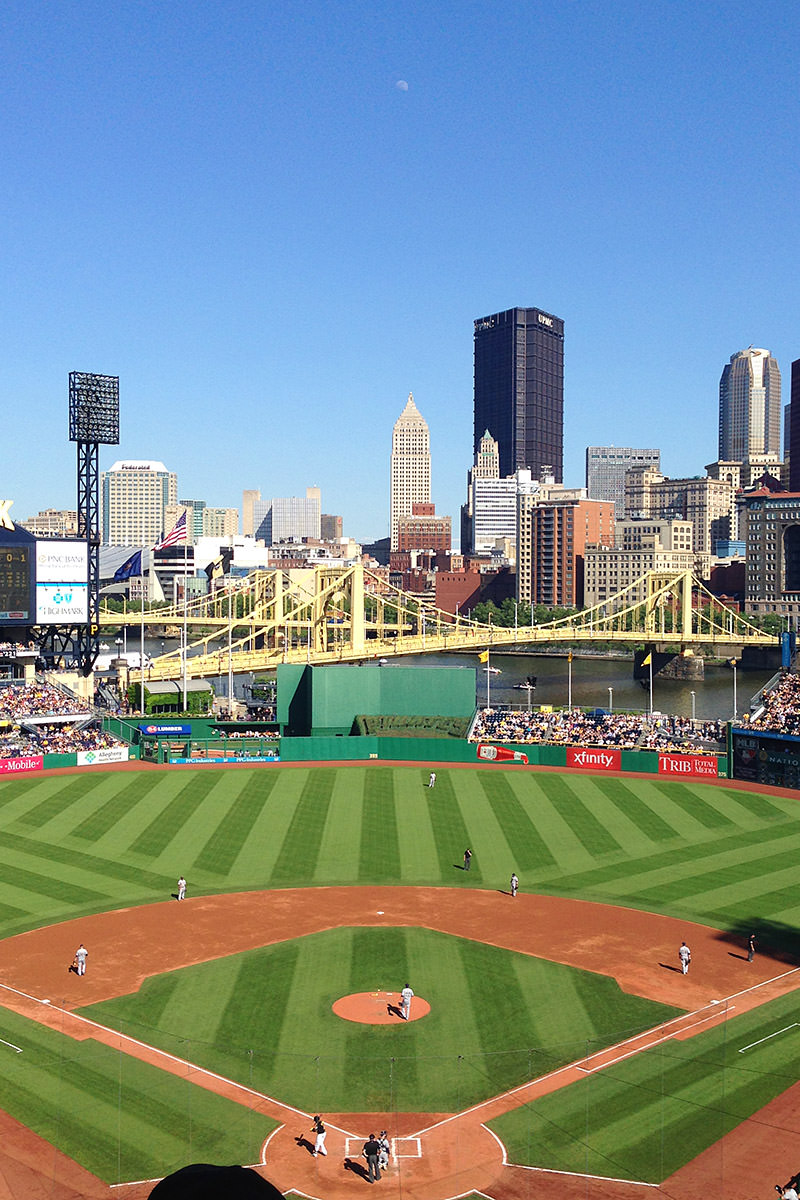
[473,307,564,481]
[790,358,800,492]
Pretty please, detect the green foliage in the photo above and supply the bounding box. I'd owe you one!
[470,599,577,626]
[353,714,471,738]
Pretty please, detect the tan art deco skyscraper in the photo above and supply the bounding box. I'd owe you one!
[390,394,431,551]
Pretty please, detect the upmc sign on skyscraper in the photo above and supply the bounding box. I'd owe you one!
[473,306,565,482]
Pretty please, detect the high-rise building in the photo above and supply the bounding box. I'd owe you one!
[586,446,660,515]
[101,461,177,546]
[473,307,564,481]
[242,489,261,538]
[396,503,451,554]
[719,347,781,463]
[517,493,614,608]
[461,430,501,552]
[790,359,800,492]
[390,394,431,551]
[202,507,239,538]
[258,487,321,544]
[321,514,343,540]
[624,467,732,558]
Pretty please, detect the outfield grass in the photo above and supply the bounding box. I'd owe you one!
[0,764,798,1183]
[0,766,798,942]
[488,987,800,1183]
[79,926,681,1112]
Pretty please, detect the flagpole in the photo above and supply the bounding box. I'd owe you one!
[140,565,145,716]
[568,651,573,712]
[649,651,653,717]
[227,583,233,719]
[182,540,188,714]
[486,648,490,709]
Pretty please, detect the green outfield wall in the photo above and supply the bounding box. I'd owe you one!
[277,664,476,736]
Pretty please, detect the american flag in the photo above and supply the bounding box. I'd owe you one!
[154,510,187,550]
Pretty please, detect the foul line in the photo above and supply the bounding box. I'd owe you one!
[739,1023,800,1053]
[0,1037,22,1053]
[576,1007,735,1074]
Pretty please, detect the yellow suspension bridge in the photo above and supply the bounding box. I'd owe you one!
[99,565,777,683]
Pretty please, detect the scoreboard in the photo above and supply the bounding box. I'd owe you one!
[0,536,88,627]
[0,545,31,622]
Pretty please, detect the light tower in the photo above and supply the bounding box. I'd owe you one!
[67,372,120,674]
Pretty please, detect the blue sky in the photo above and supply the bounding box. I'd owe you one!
[3,1,799,545]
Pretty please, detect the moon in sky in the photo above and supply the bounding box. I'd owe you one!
[396,80,408,91]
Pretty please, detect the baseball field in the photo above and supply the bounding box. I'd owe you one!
[0,761,798,1200]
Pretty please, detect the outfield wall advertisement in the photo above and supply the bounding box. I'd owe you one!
[566,747,621,771]
[658,753,718,778]
[0,756,43,775]
[35,540,89,624]
[77,747,129,766]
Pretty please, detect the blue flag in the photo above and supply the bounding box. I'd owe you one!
[113,550,143,582]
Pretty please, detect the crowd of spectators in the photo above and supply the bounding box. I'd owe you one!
[470,708,726,753]
[1,723,126,758]
[0,641,37,657]
[0,682,92,720]
[748,671,800,736]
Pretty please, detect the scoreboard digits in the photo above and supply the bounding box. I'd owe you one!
[0,546,31,621]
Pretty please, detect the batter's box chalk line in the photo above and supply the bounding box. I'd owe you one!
[345,1137,421,1160]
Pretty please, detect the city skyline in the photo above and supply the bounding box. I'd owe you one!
[2,3,799,540]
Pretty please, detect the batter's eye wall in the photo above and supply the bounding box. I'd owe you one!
[277,665,476,737]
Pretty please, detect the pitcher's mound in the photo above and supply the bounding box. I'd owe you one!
[333,990,431,1024]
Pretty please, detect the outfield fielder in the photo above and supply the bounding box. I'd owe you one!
[177,876,186,901]
[510,872,518,898]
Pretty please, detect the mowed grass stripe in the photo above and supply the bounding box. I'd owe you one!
[629,842,800,909]
[551,819,799,895]
[427,773,479,880]
[359,768,401,882]
[194,771,280,875]
[394,772,440,882]
[130,772,224,857]
[16,773,108,828]
[650,781,735,830]
[71,773,166,842]
[716,786,791,823]
[541,775,623,857]
[313,769,364,883]
[0,852,107,905]
[0,830,173,893]
[476,772,556,870]
[491,987,800,1183]
[271,769,336,883]
[0,1008,277,1182]
[591,777,678,844]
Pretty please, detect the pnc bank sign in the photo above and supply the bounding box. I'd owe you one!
[0,500,13,531]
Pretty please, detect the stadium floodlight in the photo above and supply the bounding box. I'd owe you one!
[69,372,120,445]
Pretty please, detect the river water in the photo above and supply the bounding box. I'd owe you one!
[130,636,774,723]
[390,650,775,722]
